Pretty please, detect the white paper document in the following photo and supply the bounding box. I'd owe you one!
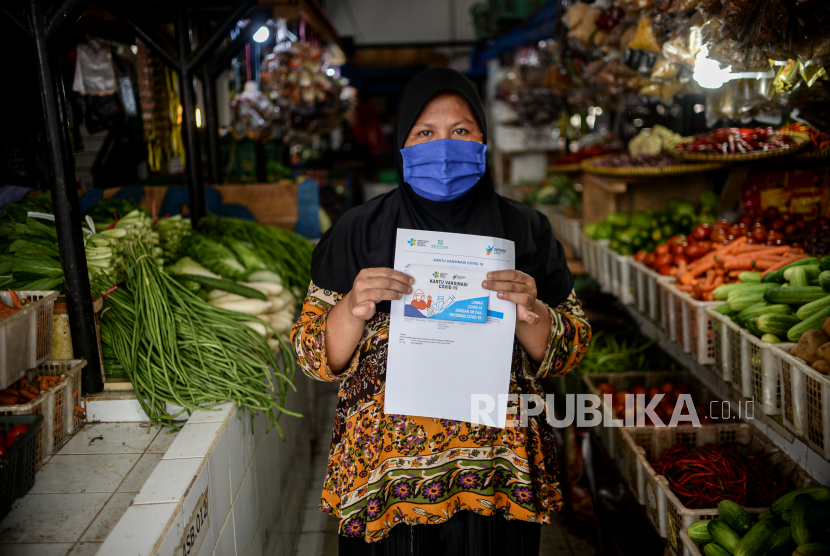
[386,228,517,428]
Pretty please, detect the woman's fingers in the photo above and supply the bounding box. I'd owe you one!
[495,290,536,310]
[360,268,414,287]
[351,301,375,319]
[482,279,531,294]
[518,304,540,325]
[358,277,413,295]
[354,287,406,304]
[486,269,531,284]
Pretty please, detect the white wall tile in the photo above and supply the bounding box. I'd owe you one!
[0,544,75,556]
[87,399,150,422]
[31,454,139,494]
[227,412,251,500]
[68,542,102,556]
[98,502,178,556]
[179,456,214,556]
[233,469,258,556]
[253,442,269,526]
[133,458,204,505]
[1,493,110,544]
[118,453,165,493]
[147,428,180,455]
[187,402,235,425]
[214,507,236,556]
[806,446,830,486]
[59,423,158,455]
[154,504,184,556]
[164,421,224,460]
[82,492,135,542]
[209,426,232,543]
[249,529,263,556]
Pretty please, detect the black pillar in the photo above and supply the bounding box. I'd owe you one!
[30,0,103,394]
[175,2,206,225]
[203,67,222,184]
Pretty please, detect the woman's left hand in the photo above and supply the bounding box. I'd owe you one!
[482,270,540,324]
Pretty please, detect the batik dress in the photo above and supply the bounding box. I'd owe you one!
[291,281,590,543]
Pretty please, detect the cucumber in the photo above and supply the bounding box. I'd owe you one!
[735,519,778,556]
[764,258,820,283]
[175,274,268,301]
[709,518,742,554]
[772,487,830,516]
[807,503,830,526]
[762,526,795,556]
[739,271,762,282]
[746,318,764,337]
[719,500,754,535]
[716,303,739,316]
[781,510,791,523]
[761,333,783,343]
[788,306,830,342]
[790,267,810,288]
[796,294,830,320]
[758,509,775,521]
[729,292,767,312]
[821,257,830,272]
[689,520,714,543]
[796,543,830,555]
[819,271,830,292]
[757,314,801,336]
[764,287,829,305]
[705,544,733,556]
[736,303,791,326]
[785,265,821,283]
[792,493,812,546]
[715,282,778,300]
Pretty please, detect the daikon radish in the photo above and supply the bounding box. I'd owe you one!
[207,293,248,304]
[267,338,281,352]
[242,321,271,336]
[265,297,287,313]
[240,281,283,296]
[210,299,272,315]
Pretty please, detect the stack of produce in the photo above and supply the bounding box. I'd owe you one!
[0,422,31,457]
[524,173,581,208]
[95,244,297,433]
[0,375,82,418]
[577,331,678,375]
[551,143,623,167]
[154,214,190,262]
[583,194,716,257]
[713,256,830,352]
[652,443,791,509]
[675,127,799,155]
[594,380,710,424]
[686,487,830,556]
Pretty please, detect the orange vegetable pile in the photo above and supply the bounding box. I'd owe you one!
[596,381,712,425]
[0,289,29,319]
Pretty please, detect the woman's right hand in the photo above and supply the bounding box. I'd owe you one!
[347,268,414,320]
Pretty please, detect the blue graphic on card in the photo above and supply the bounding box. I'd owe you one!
[403,265,489,323]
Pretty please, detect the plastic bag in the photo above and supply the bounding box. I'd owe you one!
[629,16,662,53]
[651,55,681,80]
[72,40,117,95]
[721,0,762,41]
[563,3,590,28]
[569,6,602,47]
[699,0,722,17]
[662,12,704,67]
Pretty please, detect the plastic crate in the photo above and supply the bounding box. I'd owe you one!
[610,252,634,305]
[740,330,781,416]
[661,281,682,343]
[666,285,720,365]
[583,371,720,506]
[676,509,767,556]
[595,240,613,293]
[706,308,743,386]
[580,233,600,282]
[630,260,675,324]
[773,343,830,460]
[0,290,59,390]
[0,360,86,469]
[0,413,43,519]
[636,423,810,555]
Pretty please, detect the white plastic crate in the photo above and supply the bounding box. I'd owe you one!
[0,359,86,469]
[636,423,809,556]
[0,290,59,390]
[630,260,675,324]
[675,507,767,556]
[668,286,720,365]
[580,233,599,280]
[706,308,743,386]
[610,252,634,305]
[661,281,682,343]
[740,330,781,416]
[564,216,582,258]
[773,343,830,460]
[595,240,614,293]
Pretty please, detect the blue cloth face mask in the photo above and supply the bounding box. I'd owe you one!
[400,138,488,202]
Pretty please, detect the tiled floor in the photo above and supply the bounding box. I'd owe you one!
[0,422,178,556]
[292,442,596,556]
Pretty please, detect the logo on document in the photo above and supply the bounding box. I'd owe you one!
[409,238,429,247]
[408,238,417,246]
[486,245,506,256]
[438,240,443,245]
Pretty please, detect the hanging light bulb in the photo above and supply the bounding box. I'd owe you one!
[253,26,270,43]
[693,45,731,89]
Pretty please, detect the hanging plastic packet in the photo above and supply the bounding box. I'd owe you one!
[773,59,800,93]
[629,16,662,54]
[402,265,490,323]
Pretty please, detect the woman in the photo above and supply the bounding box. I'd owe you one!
[291,68,591,555]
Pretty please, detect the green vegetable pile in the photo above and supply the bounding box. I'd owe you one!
[524,173,581,208]
[582,192,718,256]
[95,243,297,433]
[577,331,678,375]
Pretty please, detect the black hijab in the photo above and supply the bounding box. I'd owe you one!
[310,68,573,311]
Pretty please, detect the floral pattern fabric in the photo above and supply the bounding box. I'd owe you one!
[291,281,590,542]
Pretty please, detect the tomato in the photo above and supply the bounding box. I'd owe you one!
[654,244,670,256]
[659,382,675,395]
[684,243,708,260]
[0,445,6,456]
[674,255,689,266]
[752,226,767,242]
[671,243,686,257]
[770,218,784,231]
[714,220,731,230]
[647,387,660,400]
[691,224,711,240]
[728,224,744,237]
[697,240,712,250]
[667,235,687,246]
[738,214,753,226]
[597,383,616,396]
[658,265,677,276]
[710,228,727,242]
[612,403,625,418]
[766,207,780,219]
[676,383,690,394]
[818,218,830,227]
[767,231,785,245]
[654,253,673,268]
[643,253,656,267]
[634,250,647,262]
[6,424,28,444]
[795,218,806,230]
[630,385,647,396]
[614,392,628,406]
[781,212,794,222]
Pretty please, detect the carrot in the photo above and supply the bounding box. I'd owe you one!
[20,379,39,394]
[737,244,774,253]
[760,254,809,277]
[73,389,78,399]
[19,390,36,401]
[8,289,20,309]
[703,291,715,301]
[723,258,756,270]
[677,258,688,276]
[679,272,694,284]
[74,405,86,415]
[754,258,786,270]
[745,246,789,258]
[1,389,22,397]
[688,258,716,277]
[0,395,21,405]
[676,284,694,293]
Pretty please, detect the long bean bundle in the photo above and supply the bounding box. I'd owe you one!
[198,214,313,295]
[95,244,297,433]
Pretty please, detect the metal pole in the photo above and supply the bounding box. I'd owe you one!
[186,0,255,73]
[176,2,206,224]
[30,0,103,394]
[202,67,222,184]
[46,0,90,40]
[107,3,179,70]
